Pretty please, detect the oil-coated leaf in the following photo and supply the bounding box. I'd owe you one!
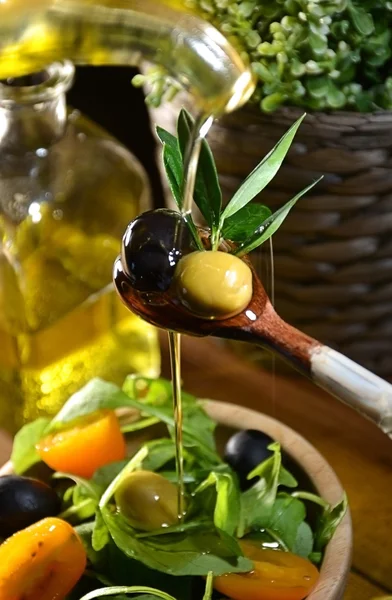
[221,114,306,221]
[235,178,322,256]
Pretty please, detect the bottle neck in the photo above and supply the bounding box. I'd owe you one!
[0,62,74,156]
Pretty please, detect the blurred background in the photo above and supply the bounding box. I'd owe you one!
[68,67,164,209]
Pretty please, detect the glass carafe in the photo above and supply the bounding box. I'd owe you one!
[0,62,160,433]
[0,0,254,116]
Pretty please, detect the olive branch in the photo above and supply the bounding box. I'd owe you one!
[156,109,322,255]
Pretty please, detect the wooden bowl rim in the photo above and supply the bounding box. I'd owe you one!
[0,400,352,600]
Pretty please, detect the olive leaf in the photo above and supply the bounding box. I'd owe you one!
[220,114,306,223]
[155,127,182,209]
[156,110,319,253]
[234,177,323,256]
[221,204,272,242]
[156,127,203,252]
[177,109,222,231]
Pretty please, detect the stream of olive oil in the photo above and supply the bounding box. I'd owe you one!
[168,114,213,521]
[168,331,186,521]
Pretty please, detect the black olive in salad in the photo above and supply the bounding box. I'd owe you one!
[0,475,61,538]
[224,429,275,490]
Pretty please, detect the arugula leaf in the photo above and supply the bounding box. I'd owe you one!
[141,439,176,472]
[314,494,348,552]
[11,417,50,474]
[54,472,101,522]
[50,379,131,428]
[93,510,111,552]
[221,114,306,222]
[101,508,252,576]
[54,472,102,500]
[267,494,307,551]
[93,461,130,490]
[75,521,102,566]
[293,521,314,558]
[239,442,283,534]
[221,204,272,242]
[121,417,160,434]
[89,532,195,599]
[308,551,322,564]
[278,466,298,488]
[177,109,222,230]
[234,177,323,256]
[120,393,219,465]
[123,376,173,406]
[156,126,183,209]
[194,471,241,537]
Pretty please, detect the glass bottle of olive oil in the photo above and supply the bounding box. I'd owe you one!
[0,61,160,433]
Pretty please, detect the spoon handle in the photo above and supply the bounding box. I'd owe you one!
[244,307,392,436]
[309,345,392,436]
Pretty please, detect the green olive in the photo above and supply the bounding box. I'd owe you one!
[114,470,179,531]
[173,250,253,319]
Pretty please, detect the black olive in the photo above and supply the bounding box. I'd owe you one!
[121,209,194,292]
[224,429,275,490]
[0,475,61,537]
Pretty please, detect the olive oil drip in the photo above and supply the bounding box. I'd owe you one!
[167,331,185,521]
[168,114,213,521]
[268,238,277,418]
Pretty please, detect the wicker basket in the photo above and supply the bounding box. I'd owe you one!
[150,96,392,377]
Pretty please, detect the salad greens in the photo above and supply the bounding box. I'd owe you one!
[156,109,322,252]
[13,375,347,599]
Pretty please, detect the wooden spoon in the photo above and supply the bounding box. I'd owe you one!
[114,257,392,437]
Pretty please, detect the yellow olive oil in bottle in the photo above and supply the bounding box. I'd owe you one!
[0,62,160,432]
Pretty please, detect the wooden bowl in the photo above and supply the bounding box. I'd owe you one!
[0,400,352,600]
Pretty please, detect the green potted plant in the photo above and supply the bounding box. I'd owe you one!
[139,0,392,377]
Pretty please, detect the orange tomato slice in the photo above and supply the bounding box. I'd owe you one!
[214,540,319,600]
[0,517,86,600]
[36,409,126,478]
